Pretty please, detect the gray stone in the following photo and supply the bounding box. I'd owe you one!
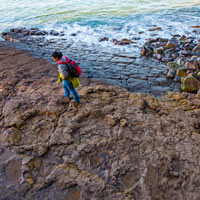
[111,57,134,64]
[154,77,169,85]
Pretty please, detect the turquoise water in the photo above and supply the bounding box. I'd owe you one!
[1,0,200,48]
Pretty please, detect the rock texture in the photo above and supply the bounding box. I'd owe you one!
[1,45,200,200]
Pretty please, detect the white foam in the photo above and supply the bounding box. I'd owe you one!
[1,0,200,53]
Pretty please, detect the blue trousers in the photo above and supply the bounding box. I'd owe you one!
[63,80,80,103]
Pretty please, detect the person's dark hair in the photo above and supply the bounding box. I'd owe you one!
[51,51,63,59]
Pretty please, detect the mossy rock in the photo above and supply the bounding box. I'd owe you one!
[181,76,200,92]
[176,67,187,77]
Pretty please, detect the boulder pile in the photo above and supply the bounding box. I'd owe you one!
[141,35,200,93]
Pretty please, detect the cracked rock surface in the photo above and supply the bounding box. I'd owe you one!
[0,45,200,200]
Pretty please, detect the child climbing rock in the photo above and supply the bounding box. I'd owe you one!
[52,51,81,103]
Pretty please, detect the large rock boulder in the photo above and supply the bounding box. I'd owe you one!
[181,75,200,92]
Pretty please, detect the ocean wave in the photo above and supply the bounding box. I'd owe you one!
[0,0,200,47]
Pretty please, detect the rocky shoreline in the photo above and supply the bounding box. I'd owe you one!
[1,44,200,199]
[1,27,183,97]
[141,34,200,93]
[2,27,200,97]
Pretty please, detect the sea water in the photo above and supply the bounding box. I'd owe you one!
[0,0,200,50]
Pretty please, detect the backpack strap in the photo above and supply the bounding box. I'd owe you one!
[58,56,70,64]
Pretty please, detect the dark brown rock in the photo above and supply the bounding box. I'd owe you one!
[1,44,200,200]
[140,44,147,56]
[118,38,133,45]
[180,35,186,41]
[148,27,162,31]
[112,38,118,44]
[99,37,109,42]
[49,30,59,36]
[158,38,168,43]
[165,38,179,49]
[190,26,200,28]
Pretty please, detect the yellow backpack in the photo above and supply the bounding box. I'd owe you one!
[58,74,80,88]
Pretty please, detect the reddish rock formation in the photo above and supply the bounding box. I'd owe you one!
[1,45,200,200]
